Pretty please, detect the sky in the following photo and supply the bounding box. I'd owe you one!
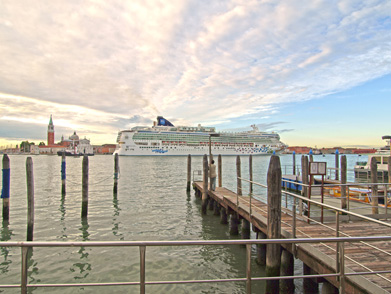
[0,0,390,149]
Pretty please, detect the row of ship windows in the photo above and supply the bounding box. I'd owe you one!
[132,136,274,143]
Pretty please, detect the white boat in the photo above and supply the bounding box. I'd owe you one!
[354,150,390,181]
[114,116,286,156]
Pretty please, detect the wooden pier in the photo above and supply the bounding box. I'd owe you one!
[192,154,391,294]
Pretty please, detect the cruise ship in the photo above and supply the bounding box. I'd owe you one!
[114,116,286,156]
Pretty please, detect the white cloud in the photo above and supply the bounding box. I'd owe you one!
[0,0,390,144]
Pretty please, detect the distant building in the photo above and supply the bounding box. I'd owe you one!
[39,115,64,154]
[94,144,116,154]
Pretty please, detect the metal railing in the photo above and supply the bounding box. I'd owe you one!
[2,237,391,293]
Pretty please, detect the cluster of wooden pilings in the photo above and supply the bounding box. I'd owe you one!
[189,154,294,293]
[189,153,371,294]
[1,153,120,241]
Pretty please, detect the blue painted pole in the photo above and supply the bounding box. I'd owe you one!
[1,154,10,221]
[61,152,66,196]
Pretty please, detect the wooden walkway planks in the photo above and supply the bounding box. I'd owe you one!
[193,181,391,294]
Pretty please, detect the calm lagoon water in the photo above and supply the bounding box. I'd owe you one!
[0,153,364,293]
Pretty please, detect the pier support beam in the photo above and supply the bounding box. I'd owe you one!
[280,248,295,294]
[321,280,338,294]
[220,207,228,224]
[208,197,214,211]
[256,230,266,266]
[266,155,282,294]
[213,201,220,216]
[229,213,239,235]
[303,263,319,294]
[241,219,250,239]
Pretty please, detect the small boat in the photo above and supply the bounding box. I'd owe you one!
[325,186,391,207]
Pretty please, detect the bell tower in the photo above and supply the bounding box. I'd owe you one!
[47,115,54,146]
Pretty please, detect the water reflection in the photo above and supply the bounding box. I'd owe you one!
[112,197,123,240]
[183,192,194,235]
[70,219,91,281]
[0,221,13,275]
[27,248,40,293]
[59,196,67,240]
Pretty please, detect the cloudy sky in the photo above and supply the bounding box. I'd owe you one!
[0,0,390,148]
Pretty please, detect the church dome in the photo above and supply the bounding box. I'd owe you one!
[69,131,79,141]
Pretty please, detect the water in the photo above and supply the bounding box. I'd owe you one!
[0,153,365,293]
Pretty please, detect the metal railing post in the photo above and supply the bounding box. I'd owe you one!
[336,211,340,276]
[21,246,29,294]
[246,244,252,294]
[293,203,297,257]
[140,246,146,294]
[339,241,345,293]
[249,192,252,220]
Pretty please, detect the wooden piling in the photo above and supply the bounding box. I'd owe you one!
[388,156,391,184]
[26,157,34,241]
[186,154,191,192]
[213,201,220,216]
[340,155,347,210]
[2,154,10,221]
[249,155,254,195]
[371,156,379,214]
[302,156,309,216]
[202,155,208,215]
[303,263,319,294]
[61,152,66,196]
[256,230,266,265]
[321,280,338,294]
[113,153,119,195]
[229,213,239,235]
[208,197,214,211]
[266,155,282,293]
[218,155,222,188]
[220,207,228,224]
[335,150,339,181]
[280,248,295,294]
[241,219,250,239]
[82,155,89,218]
[292,152,296,175]
[236,156,242,196]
